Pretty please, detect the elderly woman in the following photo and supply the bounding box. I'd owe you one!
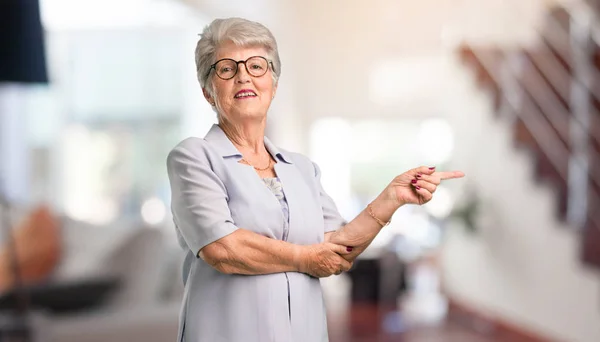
[167,17,463,342]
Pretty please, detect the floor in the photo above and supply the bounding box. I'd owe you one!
[327,304,504,342]
[322,262,513,342]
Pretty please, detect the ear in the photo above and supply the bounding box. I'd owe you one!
[202,88,215,106]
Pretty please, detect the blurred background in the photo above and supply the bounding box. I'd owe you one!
[0,0,599,341]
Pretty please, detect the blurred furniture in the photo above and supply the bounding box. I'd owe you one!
[0,206,61,294]
[45,219,182,342]
[0,198,62,342]
[5,207,183,342]
[346,246,408,337]
[0,276,118,315]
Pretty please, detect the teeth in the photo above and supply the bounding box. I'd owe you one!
[235,92,256,98]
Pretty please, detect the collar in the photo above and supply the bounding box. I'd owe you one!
[204,124,293,164]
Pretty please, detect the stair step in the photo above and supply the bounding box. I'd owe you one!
[582,222,600,268]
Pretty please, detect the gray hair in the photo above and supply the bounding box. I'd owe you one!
[195,18,281,98]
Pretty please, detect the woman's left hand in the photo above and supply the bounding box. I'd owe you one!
[383,166,465,206]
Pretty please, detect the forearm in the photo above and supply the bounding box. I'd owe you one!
[327,194,400,262]
[201,229,302,275]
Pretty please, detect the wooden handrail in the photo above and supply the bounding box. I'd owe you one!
[527,30,600,147]
[519,57,571,144]
[517,56,600,188]
[475,52,569,178]
[525,46,570,103]
[543,10,600,103]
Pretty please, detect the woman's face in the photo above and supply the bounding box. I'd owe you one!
[205,41,277,123]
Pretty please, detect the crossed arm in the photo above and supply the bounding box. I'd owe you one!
[196,185,401,278]
[199,228,351,276]
[168,145,460,278]
[167,145,353,278]
[324,193,399,262]
[199,194,398,277]
[167,145,388,278]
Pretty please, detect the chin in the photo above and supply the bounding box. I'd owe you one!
[234,107,268,120]
[247,112,268,121]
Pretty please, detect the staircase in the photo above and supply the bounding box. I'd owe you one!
[457,1,600,269]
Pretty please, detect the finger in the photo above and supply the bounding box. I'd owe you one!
[415,173,440,185]
[412,166,437,176]
[412,179,437,193]
[327,243,353,255]
[414,186,433,203]
[436,171,465,180]
[339,258,353,272]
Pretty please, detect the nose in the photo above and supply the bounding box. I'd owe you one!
[235,62,251,84]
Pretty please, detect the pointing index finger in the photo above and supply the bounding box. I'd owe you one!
[436,171,465,180]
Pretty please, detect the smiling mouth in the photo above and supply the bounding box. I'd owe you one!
[234,91,257,99]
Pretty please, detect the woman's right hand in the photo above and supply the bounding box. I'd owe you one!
[295,243,354,278]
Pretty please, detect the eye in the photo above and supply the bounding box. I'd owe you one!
[216,60,236,74]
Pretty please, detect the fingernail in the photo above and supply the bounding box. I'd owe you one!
[411,179,417,184]
[416,174,421,178]
[415,186,421,190]
[347,247,353,252]
[429,166,436,170]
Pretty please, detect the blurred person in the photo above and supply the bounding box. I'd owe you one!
[166,17,464,342]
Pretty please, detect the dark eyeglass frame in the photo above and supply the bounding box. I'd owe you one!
[207,56,275,80]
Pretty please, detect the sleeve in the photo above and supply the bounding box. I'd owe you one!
[312,161,347,233]
[166,145,238,257]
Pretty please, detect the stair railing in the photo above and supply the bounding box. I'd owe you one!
[464,4,600,230]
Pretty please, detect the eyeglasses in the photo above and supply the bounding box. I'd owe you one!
[207,56,274,80]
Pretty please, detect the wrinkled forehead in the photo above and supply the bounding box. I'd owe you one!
[214,40,269,62]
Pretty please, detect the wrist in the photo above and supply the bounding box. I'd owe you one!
[291,244,306,273]
[377,194,402,211]
[379,186,407,209]
[370,195,400,225]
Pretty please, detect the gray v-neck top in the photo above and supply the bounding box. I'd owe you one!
[262,177,290,240]
[166,124,347,342]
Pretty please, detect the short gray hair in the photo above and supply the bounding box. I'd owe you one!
[195,18,281,97]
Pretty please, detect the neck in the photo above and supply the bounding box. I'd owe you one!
[219,117,268,156]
